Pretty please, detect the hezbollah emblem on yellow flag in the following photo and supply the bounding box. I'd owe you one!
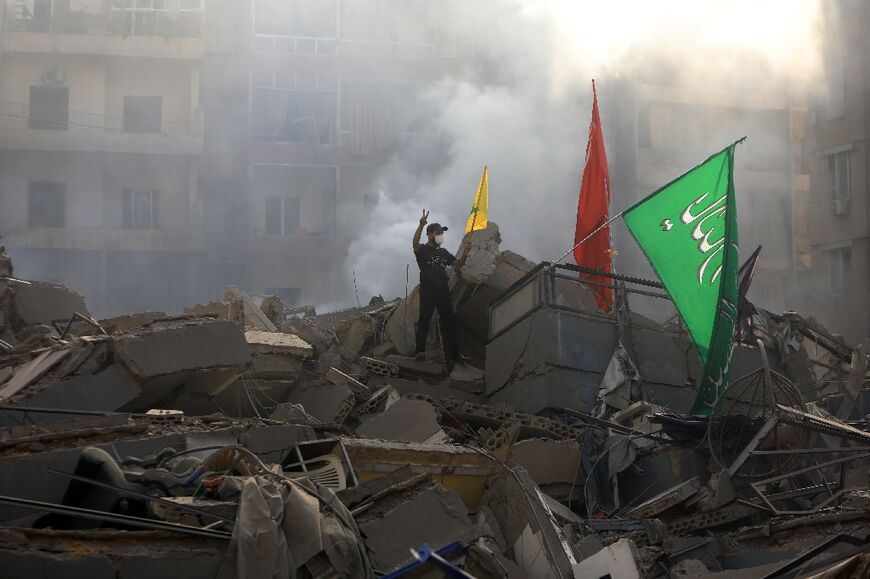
[465,166,489,233]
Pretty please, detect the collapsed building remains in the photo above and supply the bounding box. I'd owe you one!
[0,233,868,578]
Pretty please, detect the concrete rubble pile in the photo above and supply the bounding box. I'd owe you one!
[1,238,870,578]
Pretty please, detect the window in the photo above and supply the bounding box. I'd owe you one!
[28,182,65,227]
[265,196,300,235]
[29,86,69,130]
[123,96,162,134]
[824,57,845,120]
[825,247,851,296]
[828,151,850,214]
[110,0,202,37]
[252,74,336,144]
[253,0,337,37]
[123,189,159,230]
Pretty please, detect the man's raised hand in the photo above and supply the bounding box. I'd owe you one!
[420,210,429,225]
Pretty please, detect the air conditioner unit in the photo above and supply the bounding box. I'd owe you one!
[44,68,66,85]
[831,198,849,215]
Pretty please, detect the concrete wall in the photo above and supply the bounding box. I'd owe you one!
[0,52,107,114]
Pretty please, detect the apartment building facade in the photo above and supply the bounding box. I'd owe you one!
[232,0,462,308]
[0,0,464,315]
[603,76,810,320]
[802,0,870,344]
[0,0,204,314]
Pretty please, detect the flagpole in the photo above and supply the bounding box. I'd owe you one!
[552,210,624,265]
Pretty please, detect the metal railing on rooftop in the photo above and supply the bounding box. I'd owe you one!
[0,101,201,137]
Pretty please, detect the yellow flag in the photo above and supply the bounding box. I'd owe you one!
[465,165,488,234]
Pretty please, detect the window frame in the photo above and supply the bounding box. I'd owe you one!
[27,181,66,228]
[123,188,159,230]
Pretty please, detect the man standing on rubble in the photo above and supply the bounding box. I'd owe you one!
[412,210,469,362]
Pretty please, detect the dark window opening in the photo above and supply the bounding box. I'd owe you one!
[29,85,69,130]
[122,189,159,230]
[828,151,850,214]
[252,88,335,144]
[265,196,300,235]
[826,247,851,296]
[28,182,66,227]
[123,95,163,134]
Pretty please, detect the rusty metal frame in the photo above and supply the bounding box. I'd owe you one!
[749,452,870,515]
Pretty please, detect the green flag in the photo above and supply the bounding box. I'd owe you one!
[623,142,740,414]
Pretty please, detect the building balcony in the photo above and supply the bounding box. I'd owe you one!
[3,2,203,59]
[0,102,203,155]
[252,34,445,61]
[2,226,200,254]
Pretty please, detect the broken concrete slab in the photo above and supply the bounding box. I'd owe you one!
[483,467,577,579]
[353,385,400,417]
[508,438,582,500]
[626,477,701,519]
[2,364,141,420]
[355,399,447,444]
[386,354,444,378]
[572,538,642,579]
[244,330,312,379]
[286,382,355,424]
[326,367,370,396]
[514,524,557,579]
[450,362,485,390]
[225,286,277,331]
[11,281,89,326]
[99,312,167,335]
[456,222,502,284]
[110,318,252,411]
[341,438,495,510]
[114,318,252,380]
[244,330,312,358]
[0,348,72,402]
[356,480,478,571]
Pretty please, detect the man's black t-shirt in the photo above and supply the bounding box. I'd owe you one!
[415,243,456,292]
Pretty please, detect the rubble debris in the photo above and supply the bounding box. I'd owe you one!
[457,222,502,284]
[355,475,478,571]
[244,329,311,379]
[285,382,356,424]
[1,245,869,578]
[572,538,642,579]
[507,438,582,500]
[224,286,278,331]
[356,399,448,444]
[10,281,90,327]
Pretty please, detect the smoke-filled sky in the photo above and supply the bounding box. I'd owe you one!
[346,0,822,305]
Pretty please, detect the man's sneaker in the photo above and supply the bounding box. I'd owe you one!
[454,353,472,363]
[413,352,426,361]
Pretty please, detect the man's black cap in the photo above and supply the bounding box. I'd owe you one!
[426,223,448,234]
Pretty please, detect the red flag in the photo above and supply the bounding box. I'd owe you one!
[574,80,613,312]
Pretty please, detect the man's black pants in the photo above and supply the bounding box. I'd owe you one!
[416,286,459,358]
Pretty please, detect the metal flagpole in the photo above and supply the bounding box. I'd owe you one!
[551,210,624,265]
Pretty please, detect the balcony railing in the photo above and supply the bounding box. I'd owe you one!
[252,34,439,60]
[0,101,201,137]
[4,1,202,39]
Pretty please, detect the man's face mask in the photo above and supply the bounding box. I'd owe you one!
[434,234,445,246]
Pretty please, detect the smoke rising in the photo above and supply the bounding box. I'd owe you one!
[346,0,822,306]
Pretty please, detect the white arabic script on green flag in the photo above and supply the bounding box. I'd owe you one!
[623,143,740,414]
